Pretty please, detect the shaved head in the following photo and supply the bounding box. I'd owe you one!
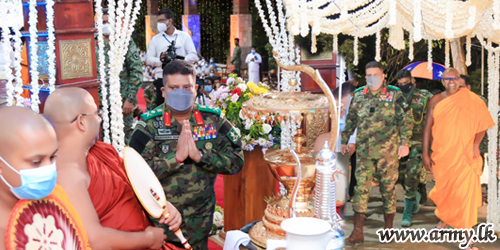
[44,87,101,148]
[0,106,57,188]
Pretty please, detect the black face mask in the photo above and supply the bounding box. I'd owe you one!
[400,84,414,93]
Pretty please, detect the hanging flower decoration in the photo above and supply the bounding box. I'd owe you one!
[211,75,281,151]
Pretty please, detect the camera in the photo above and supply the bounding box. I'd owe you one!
[160,40,185,68]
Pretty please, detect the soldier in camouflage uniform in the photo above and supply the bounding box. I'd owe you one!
[96,9,143,142]
[341,61,413,244]
[128,60,244,250]
[143,82,157,111]
[395,70,433,227]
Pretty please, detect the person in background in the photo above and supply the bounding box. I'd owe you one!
[231,38,241,75]
[395,69,433,227]
[245,46,262,83]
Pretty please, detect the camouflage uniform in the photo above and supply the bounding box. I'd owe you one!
[341,85,413,214]
[128,103,244,250]
[398,88,433,201]
[96,39,143,141]
[143,83,157,111]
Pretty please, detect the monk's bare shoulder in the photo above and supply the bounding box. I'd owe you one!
[0,227,5,250]
[57,161,91,189]
[428,92,445,110]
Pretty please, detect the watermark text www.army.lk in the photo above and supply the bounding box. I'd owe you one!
[376,223,497,248]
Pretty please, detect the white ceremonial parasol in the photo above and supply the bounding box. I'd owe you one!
[123,146,192,250]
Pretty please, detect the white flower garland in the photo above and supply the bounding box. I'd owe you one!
[427,39,433,71]
[466,34,472,66]
[333,34,338,53]
[104,0,143,153]
[46,0,56,93]
[1,27,14,106]
[389,0,397,26]
[494,0,500,30]
[94,0,110,144]
[444,1,454,39]
[408,31,414,61]
[28,0,40,112]
[353,36,358,66]
[375,30,381,62]
[467,6,476,30]
[444,39,450,68]
[11,27,23,106]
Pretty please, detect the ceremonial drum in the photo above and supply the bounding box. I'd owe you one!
[5,190,88,250]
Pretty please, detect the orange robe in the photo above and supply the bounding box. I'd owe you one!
[429,88,495,229]
[87,141,181,250]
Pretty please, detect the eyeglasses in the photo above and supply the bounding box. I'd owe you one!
[70,109,103,123]
[443,77,459,82]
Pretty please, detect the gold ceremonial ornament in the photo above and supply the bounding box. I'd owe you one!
[247,51,339,248]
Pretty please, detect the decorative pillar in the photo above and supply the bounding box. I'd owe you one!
[230,0,252,71]
[182,0,200,55]
[23,0,99,111]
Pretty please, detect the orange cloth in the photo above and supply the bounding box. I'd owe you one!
[429,88,495,229]
[87,141,182,250]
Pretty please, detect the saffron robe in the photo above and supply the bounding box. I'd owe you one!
[87,141,181,250]
[429,88,494,229]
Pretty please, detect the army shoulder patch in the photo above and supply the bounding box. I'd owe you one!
[227,127,241,144]
[141,106,163,121]
[198,105,222,116]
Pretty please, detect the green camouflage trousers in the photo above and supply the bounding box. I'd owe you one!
[123,112,134,143]
[398,144,426,201]
[353,156,399,214]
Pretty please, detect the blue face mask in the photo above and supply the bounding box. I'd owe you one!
[209,73,214,77]
[0,156,57,200]
[251,49,256,54]
[209,59,214,63]
[204,85,213,92]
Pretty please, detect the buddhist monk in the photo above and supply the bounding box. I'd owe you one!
[0,106,90,250]
[44,87,182,250]
[423,68,494,250]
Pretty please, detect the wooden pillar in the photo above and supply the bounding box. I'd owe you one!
[147,0,159,16]
[230,0,251,74]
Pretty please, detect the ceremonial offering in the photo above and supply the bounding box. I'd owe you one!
[122,147,192,250]
[5,187,88,250]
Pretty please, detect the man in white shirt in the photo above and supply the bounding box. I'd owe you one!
[245,46,262,83]
[146,8,198,106]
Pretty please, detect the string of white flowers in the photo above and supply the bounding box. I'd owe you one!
[493,50,500,231]
[389,0,397,26]
[353,36,359,66]
[466,34,472,66]
[427,39,433,71]
[444,1,454,39]
[333,34,338,53]
[467,5,476,30]
[94,0,110,144]
[487,44,499,229]
[408,31,414,61]
[444,39,450,68]
[1,27,14,106]
[107,0,126,152]
[11,27,24,106]
[45,0,56,92]
[375,30,381,61]
[28,0,40,112]
[311,34,317,53]
[413,0,422,42]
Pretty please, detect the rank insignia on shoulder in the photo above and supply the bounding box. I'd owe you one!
[193,124,218,141]
[141,106,163,121]
[198,105,222,116]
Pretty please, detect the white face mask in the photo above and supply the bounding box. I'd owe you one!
[157,22,168,33]
[102,23,111,36]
